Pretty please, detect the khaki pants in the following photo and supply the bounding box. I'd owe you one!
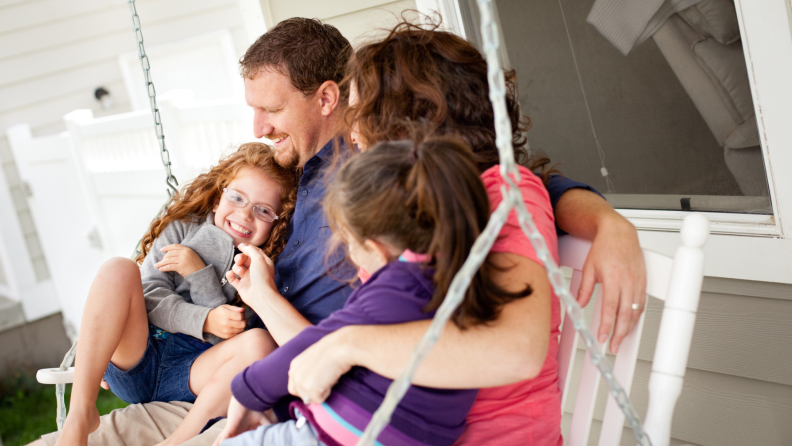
[41,402,226,446]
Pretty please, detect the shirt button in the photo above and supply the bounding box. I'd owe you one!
[293,240,300,246]
[302,190,308,196]
[283,286,290,293]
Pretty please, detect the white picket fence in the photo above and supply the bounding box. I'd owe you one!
[4,91,260,337]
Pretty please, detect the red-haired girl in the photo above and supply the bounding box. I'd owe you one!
[55,142,298,446]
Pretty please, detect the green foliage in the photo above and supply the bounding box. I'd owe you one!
[0,368,128,446]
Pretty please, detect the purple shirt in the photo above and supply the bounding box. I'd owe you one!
[231,261,477,445]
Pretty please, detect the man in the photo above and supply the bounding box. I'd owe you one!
[32,17,644,446]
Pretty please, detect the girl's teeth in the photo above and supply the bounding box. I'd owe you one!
[230,222,250,234]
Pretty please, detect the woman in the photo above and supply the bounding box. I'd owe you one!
[286,22,643,445]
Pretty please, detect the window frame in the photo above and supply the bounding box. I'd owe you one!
[434,0,792,240]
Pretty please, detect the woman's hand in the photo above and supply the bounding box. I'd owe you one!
[203,304,246,339]
[576,213,646,354]
[288,328,355,404]
[226,243,277,304]
[155,244,206,277]
[212,397,270,446]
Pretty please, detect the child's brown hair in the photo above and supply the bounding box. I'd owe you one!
[136,142,299,264]
[324,137,531,328]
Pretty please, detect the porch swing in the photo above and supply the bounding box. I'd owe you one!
[34,1,710,446]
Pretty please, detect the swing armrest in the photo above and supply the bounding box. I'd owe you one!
[37,367,75,384]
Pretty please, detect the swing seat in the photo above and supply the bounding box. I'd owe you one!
[558,213,709,446]
[36,368,75,385]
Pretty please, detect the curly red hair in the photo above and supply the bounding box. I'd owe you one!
[135,143,298,264]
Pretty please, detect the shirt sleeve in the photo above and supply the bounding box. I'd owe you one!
[140,221,213,340]
[544,174,603,235]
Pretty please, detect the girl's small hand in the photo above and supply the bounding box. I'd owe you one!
[212,396,270,446]
[203,304,246,339]
[156,244,206,277]
[288,328,354,405]
[226,243,277,303]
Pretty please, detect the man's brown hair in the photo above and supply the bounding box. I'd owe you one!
[240,17,352,95]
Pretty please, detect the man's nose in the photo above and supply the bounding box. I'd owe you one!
[253,110,274,139]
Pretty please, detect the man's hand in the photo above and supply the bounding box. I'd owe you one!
[212,397,270,446]
[203,304,246,339]
[576,215,646,354]
[155,244,206,277]
[288,328,354,404]
[226,243,278,304]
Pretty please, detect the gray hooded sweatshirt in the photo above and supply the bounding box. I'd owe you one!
[140,212,241,345]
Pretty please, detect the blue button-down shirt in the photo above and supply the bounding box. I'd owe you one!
[273,139,600,324]
[273,139,356,324]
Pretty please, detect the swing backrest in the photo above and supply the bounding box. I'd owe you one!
[557,214,709,446]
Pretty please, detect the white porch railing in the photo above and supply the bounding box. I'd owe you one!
[5,91,260,337]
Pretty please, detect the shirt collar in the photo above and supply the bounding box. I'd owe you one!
[303,137,350,173]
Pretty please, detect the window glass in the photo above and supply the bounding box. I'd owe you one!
[457,0,771,214]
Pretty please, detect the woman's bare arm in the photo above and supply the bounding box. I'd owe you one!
[287,253,551,402]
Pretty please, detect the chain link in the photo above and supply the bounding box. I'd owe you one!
[127,0,179,197]
[357,1,652,445]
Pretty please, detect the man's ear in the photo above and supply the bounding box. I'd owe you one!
[315,80,340,117]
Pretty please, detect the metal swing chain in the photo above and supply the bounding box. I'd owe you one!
[54,1,181,431]
[127,0,179,198]
[357,1,651,445]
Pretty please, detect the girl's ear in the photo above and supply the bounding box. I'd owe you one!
[365,239,399,264]
[212,198,220,212]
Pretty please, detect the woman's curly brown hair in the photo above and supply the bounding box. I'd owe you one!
[343,19,556,178]
[135,142,299,265]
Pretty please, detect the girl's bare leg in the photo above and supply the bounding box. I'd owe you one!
[54,258,150,446]
[157,328,277,446]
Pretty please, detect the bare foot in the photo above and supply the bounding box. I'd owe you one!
[53,405,100,446]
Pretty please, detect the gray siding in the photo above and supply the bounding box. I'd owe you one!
[563,276,792,445]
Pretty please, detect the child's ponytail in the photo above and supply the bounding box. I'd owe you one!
[325,137,531,328]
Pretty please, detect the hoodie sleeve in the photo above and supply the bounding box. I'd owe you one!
[141,220,214,341]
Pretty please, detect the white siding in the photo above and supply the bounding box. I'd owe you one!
[266,0,418,46]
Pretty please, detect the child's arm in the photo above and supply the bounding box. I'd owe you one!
[141,220,234,340]
[154,243,228,310]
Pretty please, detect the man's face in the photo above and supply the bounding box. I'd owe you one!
[245,69,326,168]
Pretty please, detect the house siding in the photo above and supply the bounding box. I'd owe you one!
[563,276,792,445]
[266,0,418,46]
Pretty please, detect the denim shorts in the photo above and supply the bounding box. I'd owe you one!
[103,325,213,404]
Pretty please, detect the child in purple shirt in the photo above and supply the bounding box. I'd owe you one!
[217,137,535,446]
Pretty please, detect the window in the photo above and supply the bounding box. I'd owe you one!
[456,0,771,215]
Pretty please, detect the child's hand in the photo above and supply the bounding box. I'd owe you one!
[226,243,277,303]
[156,244,206,277]
[203,304,246,339]
[212,396,271,446]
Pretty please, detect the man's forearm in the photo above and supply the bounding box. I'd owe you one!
[554,188,629,240]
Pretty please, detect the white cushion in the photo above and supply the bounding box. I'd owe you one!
[724,117,760,150]
[679,0,741,44]
[693,37,754,123]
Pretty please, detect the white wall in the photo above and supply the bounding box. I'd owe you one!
[265,0,419,46]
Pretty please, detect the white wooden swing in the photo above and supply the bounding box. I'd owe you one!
[36,1,710,445]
